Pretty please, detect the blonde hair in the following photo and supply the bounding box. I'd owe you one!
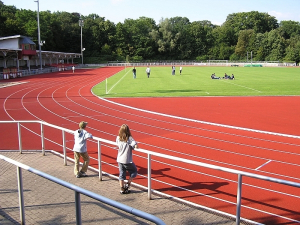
[118,124,132,142]
[79,121,88,129]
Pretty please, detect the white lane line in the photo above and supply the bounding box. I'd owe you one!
[221,80,261,92]
[107,69,130,94]
[255,160,272,170]
[99,97,300,139]
[4,75,298,223]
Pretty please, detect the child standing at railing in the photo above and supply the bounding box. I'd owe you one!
[73,121,93,178]
[116,124,138,194]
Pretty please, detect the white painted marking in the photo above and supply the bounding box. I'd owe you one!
[255,160,272,170]
[107,70,130,94]
[221,80,261,92]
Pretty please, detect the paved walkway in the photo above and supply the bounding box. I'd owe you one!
[0,151,250,225]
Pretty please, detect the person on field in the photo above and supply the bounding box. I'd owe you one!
[211,73,220,79]
[146,66,151,78]
[72,66,75,73]
[180,66,182,75]
[116,124,138,194]
[172,66,175,75]
[132,67,136,79]
[223,73,229,79]
[73,121,93,178]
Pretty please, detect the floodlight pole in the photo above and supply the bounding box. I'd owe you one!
[35,0,42,70]
[79,17,84,65]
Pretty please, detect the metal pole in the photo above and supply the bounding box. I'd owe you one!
[35,0,42,70]
[41,123,45,155]
[75,191,82,225]
[79,18,84,65]
[106,78,107,94]
[17,166,25,225]
[17,122,22,154]
[62,130,67,166]
[148,154,151,200]
[81,25,83,64]
[98,140,102,181]
[236,174,243,225]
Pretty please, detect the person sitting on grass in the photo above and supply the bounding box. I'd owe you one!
[211,73,220,79]
[223,73,229,79]
[227,74,235,80]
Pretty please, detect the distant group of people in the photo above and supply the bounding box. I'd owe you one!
[171,66,183,75]
[132,66,151,78]
[132,66,183,78]
[211,73,235,80]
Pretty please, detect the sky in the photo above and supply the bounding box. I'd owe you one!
[2,0,300,25]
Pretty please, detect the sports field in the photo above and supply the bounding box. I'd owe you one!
[1,66,300,224]
[93,66,300,97]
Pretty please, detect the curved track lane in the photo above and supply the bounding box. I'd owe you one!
[1,67,300,224]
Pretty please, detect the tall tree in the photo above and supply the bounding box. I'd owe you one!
[189,20,215,59]
[279,20,300,39]
[121,17,157,60]
[0,3,19,36]
[224,11,278,34]
[209,25,236,59]
[235,29,256,59]
[265,29,286,61]
[151,17,192,59]
[284,36,300,63]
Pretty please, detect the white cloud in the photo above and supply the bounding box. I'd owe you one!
[268,10,292,21]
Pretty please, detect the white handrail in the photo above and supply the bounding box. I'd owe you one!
[0,154,165,225]
[1,120,300,224]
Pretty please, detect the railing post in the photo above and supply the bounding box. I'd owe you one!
[98,140,102,181]
[148,153,151,200]
[17,122,22,154]
[236,174,243,225]
[75,191,82,225]
[17,166,25,225]
[41,123,45,155]
[62,130,67,166]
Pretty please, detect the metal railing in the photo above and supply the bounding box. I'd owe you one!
[0,154,165,225]
[106,60,297,67]
[0,64,84,80]
[1,120,300,224]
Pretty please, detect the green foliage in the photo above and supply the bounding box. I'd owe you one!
[224,11,278,34]
[93,67,300,98]
[235,29,255,58]
[279,20,300,39]
[1,1,300,63]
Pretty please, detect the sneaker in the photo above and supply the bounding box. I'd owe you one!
[75,174,81,178]
[80,171,87,177]
[120,187,131,194]
[125,183,131,190]
[120,187,126,194]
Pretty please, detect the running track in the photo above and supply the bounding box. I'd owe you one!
[1,67,300,224]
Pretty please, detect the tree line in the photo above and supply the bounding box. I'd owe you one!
[1,1,300,63]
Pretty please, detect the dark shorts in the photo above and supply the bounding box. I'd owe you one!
[118,162,137,180]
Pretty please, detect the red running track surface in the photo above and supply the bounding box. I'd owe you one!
[1,67,300,224]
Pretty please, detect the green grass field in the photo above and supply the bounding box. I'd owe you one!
[92,66,300,97]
